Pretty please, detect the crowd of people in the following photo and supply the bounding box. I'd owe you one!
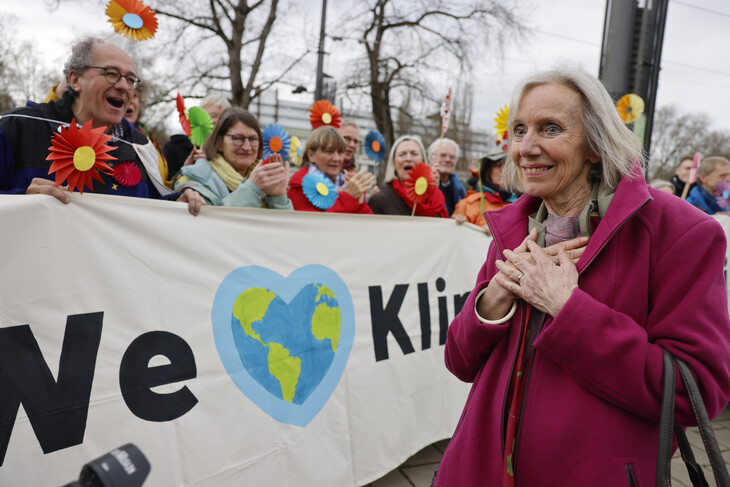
[0,37,522,228]
[3,36,724,225]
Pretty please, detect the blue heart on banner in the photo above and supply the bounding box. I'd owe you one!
[212,265,354,426]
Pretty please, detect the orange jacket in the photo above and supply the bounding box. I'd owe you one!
[452,190,508,226]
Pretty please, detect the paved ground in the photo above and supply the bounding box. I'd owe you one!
[366,407,730,486]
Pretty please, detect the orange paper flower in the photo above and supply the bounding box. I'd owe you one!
[616,94,644,124]
[309,100,341,129]
[106,0,158,41]
[46,119,116,193]
[404,163,436,205]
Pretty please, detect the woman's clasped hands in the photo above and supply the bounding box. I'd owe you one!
[343,169,375,203]
[479,228,589,320]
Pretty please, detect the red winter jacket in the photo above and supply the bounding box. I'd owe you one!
[435,171,730,486]
[287,167,372,214]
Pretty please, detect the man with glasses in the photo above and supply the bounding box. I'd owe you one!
[0,37,204,215]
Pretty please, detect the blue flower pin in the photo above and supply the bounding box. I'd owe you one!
[302,172,337,210]
[262,123,291,161]
[364,130,387,163]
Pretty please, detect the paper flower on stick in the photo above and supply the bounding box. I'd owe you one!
[105,0,158,41]
[262,123,291,161]
[290,136,303,165]
[404,162,436,205]
[188,107,213,147]
[616,94,645,124]
[302,172,337,210]
[176,94,191,137]
[310,100,341,129]
[46,119,115,193]
[364,130,386,163]
[688,152,702,184]
[440,88,452,136]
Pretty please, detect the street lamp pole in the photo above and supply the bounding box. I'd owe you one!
[314,0,327,101]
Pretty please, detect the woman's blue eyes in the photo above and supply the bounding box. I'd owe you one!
[512,125,561,137]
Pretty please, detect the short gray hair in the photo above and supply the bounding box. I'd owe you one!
[199,95,231,111]
[63,37,105,87]
[427,137,460,161]
[383,135,428,183]
[502,67,644,192]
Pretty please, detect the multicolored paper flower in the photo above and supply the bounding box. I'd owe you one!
[309,100,341,129]
[46,119,116,193]
[188,106,213,147]
[112,161,142,187]
[262,123,291,161]
[290,136,303,165]
[404,162,436,205]
[302,172,337,210]
[364,130,386,163]
[616,94,645,124]
[176,93,191,137]
[105,0,158,41]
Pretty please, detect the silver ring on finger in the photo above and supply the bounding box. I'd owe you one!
[517,273,524,282]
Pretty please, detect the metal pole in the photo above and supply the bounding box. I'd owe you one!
[314,0,327,101]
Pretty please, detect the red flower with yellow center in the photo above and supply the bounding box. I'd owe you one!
[404,163,436,205]
[309,100,341,129]
[46,119,116,193]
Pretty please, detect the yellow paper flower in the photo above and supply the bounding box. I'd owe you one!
[106,0,158,41]
[616,94,645,124]
[493,105,509,135]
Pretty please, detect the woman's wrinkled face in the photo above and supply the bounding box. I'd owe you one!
[218,121,259,175]
[309,144,344,181]
[394,140,423,182]
[509,83,599,212]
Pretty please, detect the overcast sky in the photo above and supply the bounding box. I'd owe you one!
[4,0,730,134]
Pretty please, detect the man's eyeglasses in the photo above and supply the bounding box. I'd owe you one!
[224,134,259,147]
[85,66,141,90]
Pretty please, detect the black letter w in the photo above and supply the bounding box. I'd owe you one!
[0,312,103,466]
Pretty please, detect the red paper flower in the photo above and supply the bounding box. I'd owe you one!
[176,93,191,137]
[112,161,142,186]
[404,163,436,204]
[46,119,116,193]
[309,100,341,129]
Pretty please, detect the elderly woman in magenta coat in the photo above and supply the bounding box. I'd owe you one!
[433,68,730,487]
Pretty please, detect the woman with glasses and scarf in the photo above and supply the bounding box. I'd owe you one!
[172,107,293,210]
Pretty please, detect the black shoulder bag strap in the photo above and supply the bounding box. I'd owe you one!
[656,348,730,487]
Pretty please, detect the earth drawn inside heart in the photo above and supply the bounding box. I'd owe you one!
[212,265,354,426]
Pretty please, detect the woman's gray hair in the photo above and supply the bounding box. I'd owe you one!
[199,95,232,111]
[383,135,428,183]
[427,137,460,161]
[501,67,645,192]
[63,37,105,88]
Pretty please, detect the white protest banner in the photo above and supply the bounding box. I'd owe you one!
[0,194,488,487]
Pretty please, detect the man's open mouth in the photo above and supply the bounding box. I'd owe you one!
[107,97,125,109]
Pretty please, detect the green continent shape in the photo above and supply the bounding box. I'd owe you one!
[232,287,276,344]
[268,342,301,402]
[312,302,341,352]
[315,283,337,302]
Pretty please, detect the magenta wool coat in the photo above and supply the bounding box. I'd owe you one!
[434,172,730,487]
